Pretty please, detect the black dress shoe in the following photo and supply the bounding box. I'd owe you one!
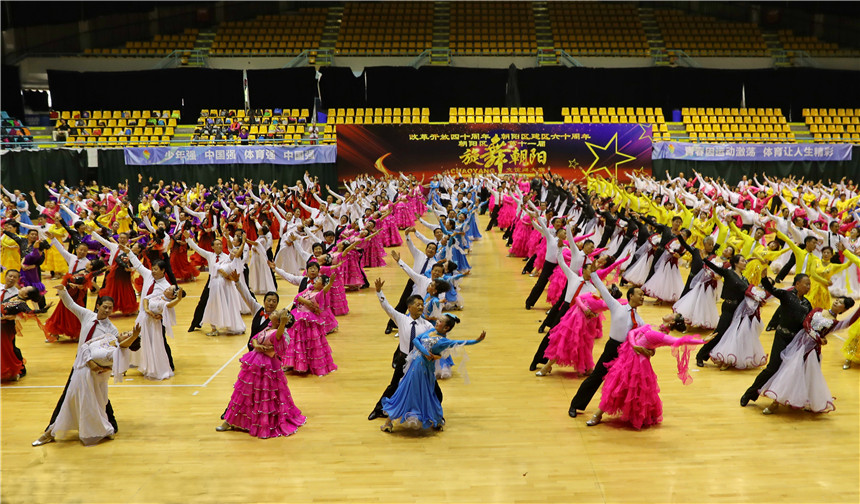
[568,409,578,418]
[740,395,750,407]
[384,327,393,335]
[696,358,704,367]
[525,304,533,310]
[368,410,387,420]
[538,326,545,334]
[529,361,538,371]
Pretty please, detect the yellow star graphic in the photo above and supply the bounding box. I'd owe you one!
[585,133,637,179]
[637,123,654,142]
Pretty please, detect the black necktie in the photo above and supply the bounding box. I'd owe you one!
[409,320,417,351]
[419,256,431,275]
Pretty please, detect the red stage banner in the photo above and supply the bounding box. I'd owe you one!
[336,123,653,181]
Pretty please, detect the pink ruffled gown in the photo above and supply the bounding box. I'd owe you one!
[285,289,338,376]
[544,293,610,373]
[379,207,403,248]
[599,325,704,430]
[320,257,349,316]
[361,231,387,268]
[223,327,307,438]
[497,194,518,230]
[508,212,532,257]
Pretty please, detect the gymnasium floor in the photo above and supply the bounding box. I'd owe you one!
[2,215,858,503]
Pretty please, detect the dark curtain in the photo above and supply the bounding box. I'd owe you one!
[657,146,860,185]
[45,66,860,124]
[0,149,88,202]
[1,65,25,118]
[516,67,860,122]
[47,68,245,122]
[318,67,367,111]
[246,68,318,110]
[364,66,509,121]
[96,149,337,201]
[505,63,521,108]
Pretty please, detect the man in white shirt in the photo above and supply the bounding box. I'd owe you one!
[33,288,140,446]
[525,212,566,310]
[568,272,647,418]
[384,229,438,334]
[369,278,436,420]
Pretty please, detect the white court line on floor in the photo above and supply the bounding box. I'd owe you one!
[3,343,247,390]
[201,344,247,387]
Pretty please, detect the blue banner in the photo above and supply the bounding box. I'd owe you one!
[652,142,852,161]
[123,145,337,165]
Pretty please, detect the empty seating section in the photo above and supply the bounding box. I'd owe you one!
[656,9,767,57]
[804,108,860,144]
[57,110,180,147]
[682,107,793,143]
[336,2,433,55]
[779,30,860,57]
[192,108,321,146]
[329,108,430,125]
[563,107,669,139]
[448,107,544,124]
[210,9,327,55]
[549,2,649,56]
[86,29,198,56]
[450,2,536,55]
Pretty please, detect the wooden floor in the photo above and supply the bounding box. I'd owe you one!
[2,215,858,504]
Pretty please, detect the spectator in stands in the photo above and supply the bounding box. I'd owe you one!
[308,125,319,145]
[82,111,90,119]
[156,117,166,126]
[170,111,180,119]
[147,117,157,126]
[75,118,86,127]
[218,109,227,117]
[55,120,71,142]
[238,127,249,144]
[226,110,235,118]
[229,120,241,136]
[200,110,209,118]
[121,111,130,119]
[213,129,224,143]
[128,118,137,127]
[93,125,103,137]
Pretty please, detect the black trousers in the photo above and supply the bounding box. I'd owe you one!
[162,325,175,370]
[486,203,501,231]
[743,328,796,401]
[569,338,622,412]
[531,333,551,367]
[46,368,118,433]
[385,279,415,332]
[372,347,443,414]
[189,277,211,329]
[696,299,741,361]
[12,338,25,375]
[522,254,537,274]
[774,249,799,283]
[502,220,515,243]
[525,261,557,309]
[539,297,570,333]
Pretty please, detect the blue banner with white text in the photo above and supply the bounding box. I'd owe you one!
[123,145,336,165]
[652,142,852,161]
